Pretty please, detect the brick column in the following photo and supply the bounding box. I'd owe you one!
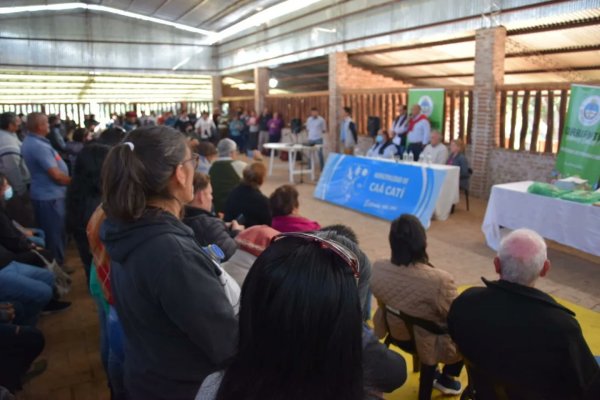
[254,67,269,113]
[327,53,345,155]
[470,26,506,198]
[211,75,222,113]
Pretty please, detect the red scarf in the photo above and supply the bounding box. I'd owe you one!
[408,113,428,132]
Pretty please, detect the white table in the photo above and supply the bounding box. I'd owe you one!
[264,142,323,183]
[374,158,460,221]
[482,181,600,257]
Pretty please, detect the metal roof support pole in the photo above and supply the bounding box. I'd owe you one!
[470,26,506,199]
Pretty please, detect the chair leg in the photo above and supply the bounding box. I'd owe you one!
[418,364,436,400]
[465,189,470,211]
[413,354,421,373]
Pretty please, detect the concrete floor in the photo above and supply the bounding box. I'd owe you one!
[19,156,600,399]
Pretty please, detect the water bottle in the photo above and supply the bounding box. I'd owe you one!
[426,153,432,164]
[403,150,409,161]
[408,151,414,162]
[201,244,225,263]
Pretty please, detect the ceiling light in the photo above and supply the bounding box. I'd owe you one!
[0,3,216,37]
[208,0,323,44]
[269,78,278,88]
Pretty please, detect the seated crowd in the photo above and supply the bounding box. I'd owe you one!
[0,111,598,400]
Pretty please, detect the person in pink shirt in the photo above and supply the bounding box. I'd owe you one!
[269,185,321,233]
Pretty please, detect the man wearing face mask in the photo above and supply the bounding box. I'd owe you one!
[366,130,398,159]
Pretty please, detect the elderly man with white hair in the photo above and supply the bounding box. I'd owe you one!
[208,138,247,214]
[447,229,599,400]
[418,130,448,164]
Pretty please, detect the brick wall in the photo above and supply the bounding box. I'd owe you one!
[327,53,407,154]
[489,149,556,187]
[340,62,408,90]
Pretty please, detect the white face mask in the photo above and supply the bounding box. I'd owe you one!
[3,185,13,201]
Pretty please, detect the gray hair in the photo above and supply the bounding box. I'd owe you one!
[217,138,237,157]
[497,229,547,286]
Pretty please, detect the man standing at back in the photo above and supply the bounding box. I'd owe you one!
[448,229,599,399]
[0,112,33,226]
[391,105,409,154]
[22,113,71,268]
[305,107,326,170]
[406,104,430,161]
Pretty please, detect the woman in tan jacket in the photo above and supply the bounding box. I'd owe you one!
[371,214,463,400]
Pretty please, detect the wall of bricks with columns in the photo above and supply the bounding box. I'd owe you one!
[470,26,507,198]
[327,52,407,154]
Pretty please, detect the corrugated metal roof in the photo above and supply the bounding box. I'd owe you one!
[347,10,600,86]
[2,0,284,32]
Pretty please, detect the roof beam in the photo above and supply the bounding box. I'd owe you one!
[365,45,600,69]
[508,16,600,36]
[349,36,475,57]
[395,65,600,80]
[274,72,328,82]
[271,57,328,71]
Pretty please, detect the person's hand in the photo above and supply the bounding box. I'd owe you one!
[231,220,244,231]
[24,229,35,237]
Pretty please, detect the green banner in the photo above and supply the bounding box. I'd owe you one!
[556,84,600,186]
[408,88,445,131]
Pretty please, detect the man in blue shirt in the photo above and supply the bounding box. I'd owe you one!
[22,113,71,267]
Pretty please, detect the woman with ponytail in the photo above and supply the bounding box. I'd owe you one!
[370,214,464,399]
[99,126,238,400]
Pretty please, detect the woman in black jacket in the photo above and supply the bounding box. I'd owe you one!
[100,126,238,400]
[224,162,271,228]
[66,127,125,282]
[183,173,242,261]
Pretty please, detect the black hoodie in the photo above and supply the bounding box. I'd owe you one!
[101,210,238,400]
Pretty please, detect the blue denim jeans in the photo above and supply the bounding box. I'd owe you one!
[308,138,324,171]
[0,261,54,325]
[32,198,66,266]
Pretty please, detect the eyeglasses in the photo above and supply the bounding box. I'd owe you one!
[181,153,200,170]
[271,232,360,280]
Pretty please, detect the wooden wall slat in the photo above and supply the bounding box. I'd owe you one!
[499,90,507,148]
[448,90,455,143]
[466,91,473,144]
[558,89,568,146]
[458,91,465,142]
[530,90,542,152]
[545,90,555,153]
[519,90,531,151]
[509,90,518,150]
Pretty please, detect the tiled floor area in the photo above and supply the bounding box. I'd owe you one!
[19,157,600,399]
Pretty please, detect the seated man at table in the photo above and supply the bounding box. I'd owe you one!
[419,130,448,164]
[209,139,247,214]
[448,229,599,400]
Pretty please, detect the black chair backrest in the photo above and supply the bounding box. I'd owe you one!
[383,305,448,336]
